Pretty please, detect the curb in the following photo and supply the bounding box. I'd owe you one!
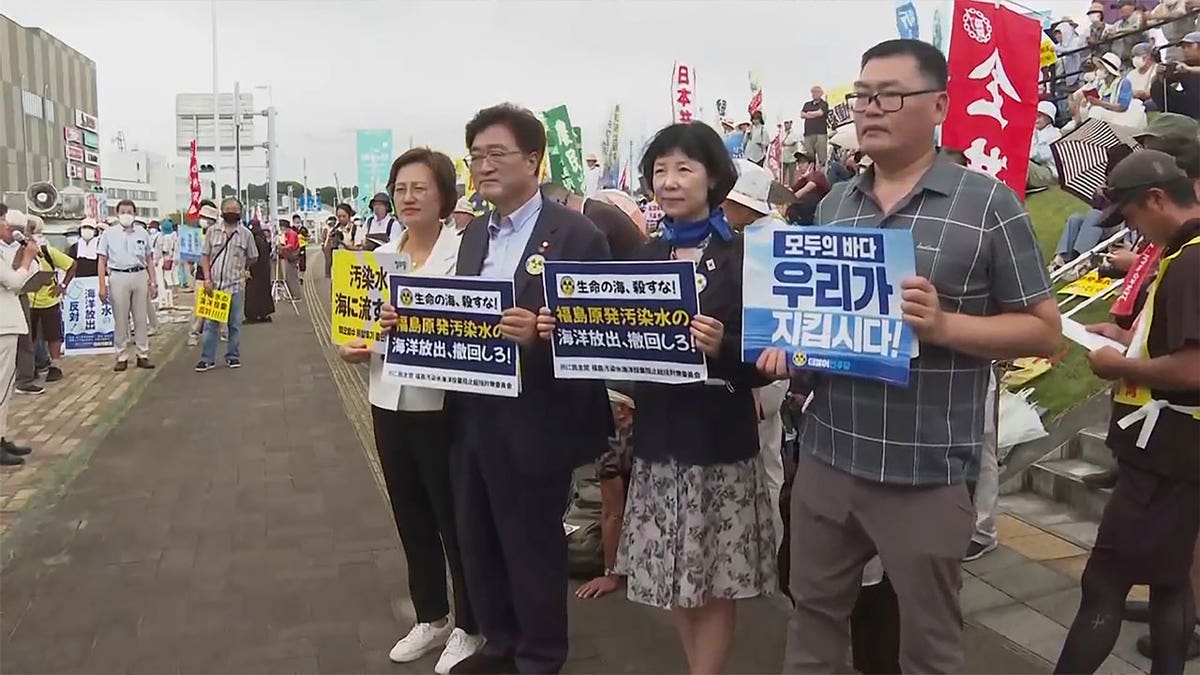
[0,326,190,569]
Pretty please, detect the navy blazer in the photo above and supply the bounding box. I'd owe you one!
[629,234,768,466]
[449,198,614,475]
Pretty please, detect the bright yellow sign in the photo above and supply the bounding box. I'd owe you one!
[1057,270,1115,298]
[330,250,409,349]
[1040,36,1058,68]
[195,287,233,323]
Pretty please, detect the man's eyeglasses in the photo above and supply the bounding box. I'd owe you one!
[845,89,944,113]
[468,149,525,167]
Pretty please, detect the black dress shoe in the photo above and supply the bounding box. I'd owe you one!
[449,651,518,674]
[1,438,31,456]
[1,450,25,466]
[1136,631,1200,661]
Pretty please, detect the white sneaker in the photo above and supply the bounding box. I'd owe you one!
[187,334,199,347]
[435,629,485,675]
[388,621,452,663]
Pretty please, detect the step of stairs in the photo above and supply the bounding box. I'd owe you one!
[1004,425,1113,549]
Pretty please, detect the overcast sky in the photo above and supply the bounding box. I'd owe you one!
[3,0,1085,187]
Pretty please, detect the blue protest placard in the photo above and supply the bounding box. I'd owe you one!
[383,276,519,397]
[62,277,115,355]
[742,225,916,386]
[543,260,706,384]
[179,225,203,263]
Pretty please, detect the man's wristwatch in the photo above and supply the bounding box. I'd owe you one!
[604,567,617,577]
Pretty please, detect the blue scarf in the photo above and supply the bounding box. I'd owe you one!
[661,207,733,249]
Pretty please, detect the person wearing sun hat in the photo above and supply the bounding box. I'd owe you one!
[450,196,476,232]
[1029,100,1063,191]
[1084,51,1148,130]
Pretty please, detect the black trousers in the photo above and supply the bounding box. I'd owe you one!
[453,433,573,674]
[371,406,475,633]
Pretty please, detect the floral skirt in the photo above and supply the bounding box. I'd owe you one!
[614,456,778,609]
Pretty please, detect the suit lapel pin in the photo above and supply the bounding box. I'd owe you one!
[525,253,546,276]
[537,240,550,254]
[705,258,716,271]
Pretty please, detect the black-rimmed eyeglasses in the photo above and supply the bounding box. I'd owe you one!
[845,89,944,113]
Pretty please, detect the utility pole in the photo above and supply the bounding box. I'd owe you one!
[267,106,278,229]
[211,0,221,198]
[233,81,242,204]
[302,157,308,214]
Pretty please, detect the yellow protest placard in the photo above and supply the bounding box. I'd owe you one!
[330,250,410,350]
[1057,270,1116,298]
[1039,36,1058,68]
[195,287,233,323]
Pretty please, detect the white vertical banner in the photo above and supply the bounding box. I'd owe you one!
[62,277,115,356]
[671,62,695,124]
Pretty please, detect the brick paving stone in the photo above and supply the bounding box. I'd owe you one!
[0,260,1050,675]
[0,317,186,537]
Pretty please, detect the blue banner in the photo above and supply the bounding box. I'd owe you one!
[543,260,705,384]
[179,225,203,263]
[742,225,917,386]
[895,0,920,39]
[62,277,115,355]
[383,276,518,397]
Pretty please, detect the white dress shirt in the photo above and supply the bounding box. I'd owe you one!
[479,191,542,279]
[367,223,462,412]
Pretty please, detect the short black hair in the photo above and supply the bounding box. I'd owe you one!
[199,199,216,209]
[1142,135,1200,179]
[386,147,459,220]
[0,203,7,218]
[465,103,546,161]
[861,39,949,89]
[116,199,137,213]
[336,203,355,217]
[639,122,738,209]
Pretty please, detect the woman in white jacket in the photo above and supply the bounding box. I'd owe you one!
[0,207,41,465]
[337,149,482,674]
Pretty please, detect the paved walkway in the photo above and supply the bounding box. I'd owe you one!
[0,256,1052,674]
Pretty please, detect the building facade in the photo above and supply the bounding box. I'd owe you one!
[100,149,176,220]
[174,92,256,211]
[0,14,100,201]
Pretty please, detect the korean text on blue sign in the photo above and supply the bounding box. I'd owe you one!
[543,260,706,384]
[383,276,519,397]
[742,225,916,386]
[62,277,115,355]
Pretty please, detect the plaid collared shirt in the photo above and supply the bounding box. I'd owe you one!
[203,224,258,292]
[799,157,1052,486]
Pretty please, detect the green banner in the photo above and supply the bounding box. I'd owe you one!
[542,105,584,194]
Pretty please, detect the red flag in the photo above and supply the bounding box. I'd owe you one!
[941,0,1041,199]
[619,163,628,191]
[1110,244,1161,317]
[748,89,763,115]
[185,139,202,220]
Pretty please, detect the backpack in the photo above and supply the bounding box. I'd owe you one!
[564,466,605,579]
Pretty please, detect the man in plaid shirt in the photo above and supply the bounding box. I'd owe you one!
[758,40,1061,673]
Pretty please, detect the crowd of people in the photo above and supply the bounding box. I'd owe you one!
[310,33,1200,675]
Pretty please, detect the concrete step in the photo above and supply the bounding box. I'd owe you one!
[1023,458,1113,524]
[1072,425,1114,467]
[998,491,1100,549]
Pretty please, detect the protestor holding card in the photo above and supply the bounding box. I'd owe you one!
[1055,150,1200,674]
[440,104,611,675]
[756,40,1060,674]
[343,149,483,674]
[539,122,776,675]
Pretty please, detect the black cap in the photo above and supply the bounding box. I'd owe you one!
[1098,150,1190,227]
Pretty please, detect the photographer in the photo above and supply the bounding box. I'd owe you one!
[1151,32,1200,120]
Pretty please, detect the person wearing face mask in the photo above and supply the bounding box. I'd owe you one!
[1128,43,1160,107]
[97,199,157,371]
[145,220,163,335]
[68,218,100,278]
[188,202,221,347]
[1085,52,1148,131]
[24,214,76,383]
[1028,100,1063,192]
[0,206,43,465]
[195,197,258,372]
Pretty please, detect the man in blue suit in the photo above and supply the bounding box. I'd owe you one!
[449,104,612,674]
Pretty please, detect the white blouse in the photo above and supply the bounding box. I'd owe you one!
[367,223,461,412]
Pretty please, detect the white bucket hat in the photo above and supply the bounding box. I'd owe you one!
[1098,52,1122,77]
[726,160,772,216]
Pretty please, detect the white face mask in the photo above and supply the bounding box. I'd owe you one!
[1084,71,1098,82]
[1132,55,1147,69]
[80,228,95,241]
[200,218,215,227]
[118,213,135,227]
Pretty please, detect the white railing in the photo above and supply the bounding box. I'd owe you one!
[1049,226,1130,283]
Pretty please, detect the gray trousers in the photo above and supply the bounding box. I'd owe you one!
[15,296,35,386]
[785,454,974,674]
[109,270,150,360]
[973,370,1000,547]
